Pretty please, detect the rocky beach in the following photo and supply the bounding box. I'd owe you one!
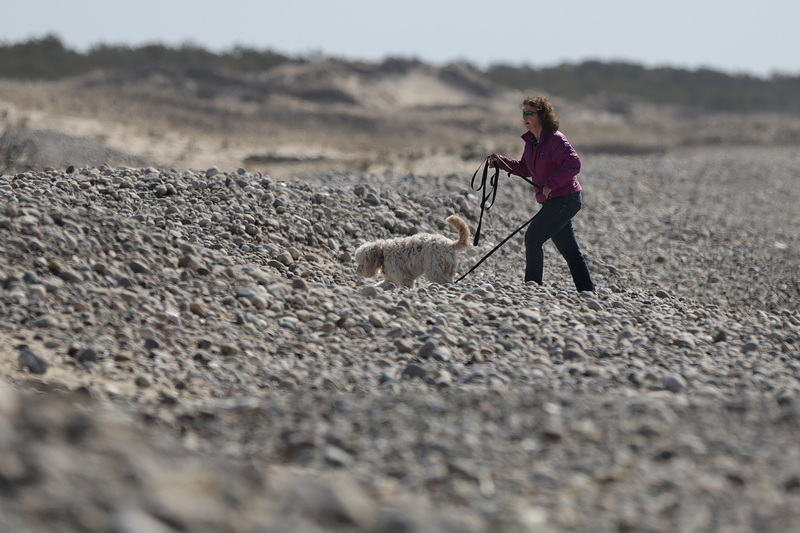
[1,58,800,532]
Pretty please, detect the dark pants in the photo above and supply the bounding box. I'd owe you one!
[524,192,595,292]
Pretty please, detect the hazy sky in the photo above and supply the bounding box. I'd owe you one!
[6,0,798,77]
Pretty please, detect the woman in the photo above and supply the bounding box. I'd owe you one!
[489,96,595,292]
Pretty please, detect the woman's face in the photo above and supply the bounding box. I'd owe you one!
[522,105,540,134]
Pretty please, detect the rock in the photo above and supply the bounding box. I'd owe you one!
[563,346,588,362]
[661,374,687,393]
[368,312,389,328]
[75,347,100,363]
[188,300,211,317]
[18,348,48,374]
[276,252,294,266]
[401,363,429,380]
[741,341,760,353]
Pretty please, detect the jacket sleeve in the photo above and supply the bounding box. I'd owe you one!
[495,154,531,178]
[544,136,581,189]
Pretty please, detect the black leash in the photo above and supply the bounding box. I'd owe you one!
[456,154,545,283]
[455,210,540,283]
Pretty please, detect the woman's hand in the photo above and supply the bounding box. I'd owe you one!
[488,154,500,169]
[543,187,552,199]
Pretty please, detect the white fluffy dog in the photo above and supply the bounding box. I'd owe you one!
[354,215,470,287]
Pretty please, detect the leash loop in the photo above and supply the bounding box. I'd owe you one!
[470,156,499,246]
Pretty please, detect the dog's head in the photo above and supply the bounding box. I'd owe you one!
[354,242,382,278]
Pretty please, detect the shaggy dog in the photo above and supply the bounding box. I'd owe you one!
[354,215,470,287]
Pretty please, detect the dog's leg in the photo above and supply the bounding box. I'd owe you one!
[381,246,420,288]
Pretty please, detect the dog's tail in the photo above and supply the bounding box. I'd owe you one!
[446,215,470,250]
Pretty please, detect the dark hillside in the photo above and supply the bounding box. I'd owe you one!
[3,36,800,113]
[485,60,800,112]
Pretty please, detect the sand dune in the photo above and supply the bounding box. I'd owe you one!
[4,60,800,178]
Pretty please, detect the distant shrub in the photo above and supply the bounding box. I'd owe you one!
[0,34,298,80]
[2,35,800,113]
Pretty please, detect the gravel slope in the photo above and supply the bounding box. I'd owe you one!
[1,146,799,532]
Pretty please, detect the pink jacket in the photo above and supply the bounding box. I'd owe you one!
[496,129,582,204]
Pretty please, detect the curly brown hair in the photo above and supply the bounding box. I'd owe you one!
[523,96,559,132]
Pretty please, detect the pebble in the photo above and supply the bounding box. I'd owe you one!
[17,348,48,374]
[661,374,687,393]
[0,149,799,532]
